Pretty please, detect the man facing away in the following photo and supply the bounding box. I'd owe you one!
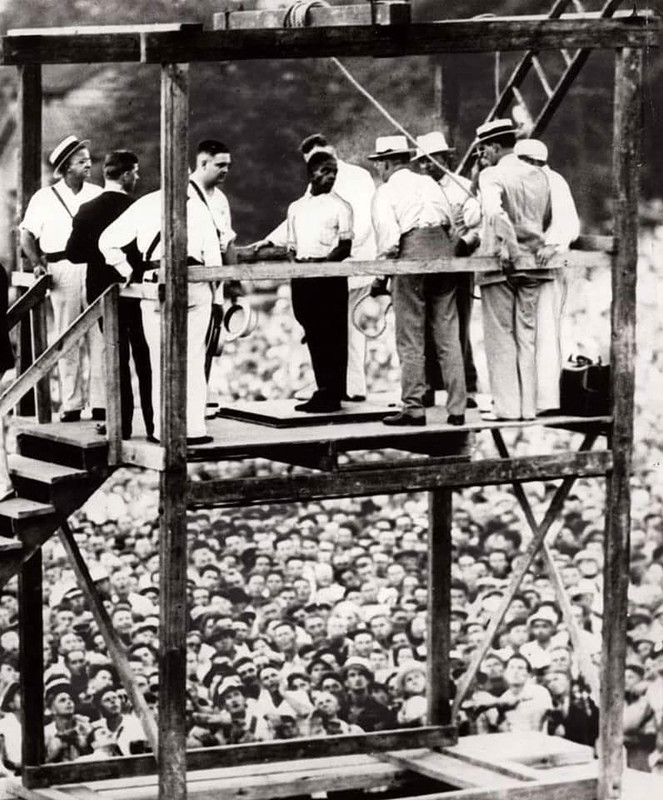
[474,119,553,421]
[413,130,482,409]
[65,150,153,440]
[369,134,466,427]
[513,138,580,415]
[20,135,103,422]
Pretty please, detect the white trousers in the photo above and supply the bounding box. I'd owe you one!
[347,285,368,398]
[50,261,105,412]
[536,273,566,413]
[141,284,212,439]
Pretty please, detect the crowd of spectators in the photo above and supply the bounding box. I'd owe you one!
[0,228,662,775]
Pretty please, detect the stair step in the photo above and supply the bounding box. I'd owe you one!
[0,497,55,520]
[8,455,88,485]
[0,536,22,552]
[16,420,108,471]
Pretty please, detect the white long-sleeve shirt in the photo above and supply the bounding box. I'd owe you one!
[371,167,451,258]
[543,166,580,250]
[99,188,223,275]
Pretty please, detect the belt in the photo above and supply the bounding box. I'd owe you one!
[142,257,204,283]
[45,251,68,263]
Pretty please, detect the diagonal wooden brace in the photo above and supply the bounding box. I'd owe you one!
[490,429,600,698]
[58,520,159,756]
[451,430,599,720]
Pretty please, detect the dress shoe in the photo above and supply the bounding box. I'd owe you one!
[91,408,106,421]
[186,435,214,446]
[96,424,106,435]
[295,394,341,413]
[343,394,366,403]
[383,410,426,426]
[447,414,465,426]
[537,408,561,417]
[146,434,159,444]
[422,390,436,408]
[60,410,81,423]
[466,397,478,409]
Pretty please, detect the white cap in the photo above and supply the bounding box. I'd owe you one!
[514,138,548,164]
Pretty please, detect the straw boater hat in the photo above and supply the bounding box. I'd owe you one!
[368,135,413,160]
[473,118,516,147]
[49,135,90,177]
[412,131,455,161]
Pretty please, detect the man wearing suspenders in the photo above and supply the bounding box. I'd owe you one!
[20,136,103,422]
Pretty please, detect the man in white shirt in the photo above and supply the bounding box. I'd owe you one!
[20,135,103,422]
[413,131,482,408]
[513,139,581,414]
[369,135,466,426]
[99,186,222,444]
[254,133,376,401]
[286,151,353,412]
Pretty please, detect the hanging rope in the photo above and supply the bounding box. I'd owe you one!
[282,0,475,203]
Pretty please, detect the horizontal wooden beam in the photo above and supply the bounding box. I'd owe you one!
[0,18,656,65]
[22,725,454,788]
[404,776,598,800]
[214,2,411,30]
[187,250,611,283]
[187,450,612,506]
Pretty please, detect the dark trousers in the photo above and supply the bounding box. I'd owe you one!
[118,298,154,438]
[426,271,478,394]
[291,276,347,401]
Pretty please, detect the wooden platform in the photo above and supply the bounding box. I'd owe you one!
[216,396,398,428]
[4,734,612,800]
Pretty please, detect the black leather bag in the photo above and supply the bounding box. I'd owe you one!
[559,355,611,417]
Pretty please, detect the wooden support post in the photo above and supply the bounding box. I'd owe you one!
[18,550,44,776]
[428,489,452,725]
[158,62,189,800]
[16,64,42,418]
[102,285,122,465]
[598,46,641,800]
[57,521,159,756]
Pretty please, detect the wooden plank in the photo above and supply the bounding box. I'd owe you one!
[102,285,122,465]
[599,46,641,800]
[8,455,87,485]
[158,61,189,800]
[0,535,24,551]
[380,750,526,789]
[258,442,339,472]
[213,2,411,30]
[188,449,612,507]
[0,290,107,419]
[19,548,44,772]
[14,420,107,450]
[427,489,452,725]
[137,19,657,64]
[571,234,616,252]
[7,23,203,36]
[120,440,165,472]
[390,777,598,800]
[16,63,41,418]
[0,497,54,520]
[23,726,455,787]
[58,521,159,756]
[0,33,142,64]
[33,282,51,423]
[449,732,593,772]
[451,434,600,719]
[6,274,49,331]
[186,250,611,282]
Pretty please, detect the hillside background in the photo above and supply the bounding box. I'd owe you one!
[0,0,660,247]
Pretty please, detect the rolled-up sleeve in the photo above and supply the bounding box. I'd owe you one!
[371,186,400,258]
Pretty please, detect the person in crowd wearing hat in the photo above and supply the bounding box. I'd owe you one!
[520,608,559,671]
[413,131,482,409]
[65,150,153,440]
[253,133,377,403]
[19,135,103,422]
[0,682,22,773]
[215,675,272,743]
[93,684,148,756]
[623,661,654,770]
[285,150,353,413]
[513,138,580,415]
[473,119,554,421]
[44,679,93,762]
[369,134,466,426]
[311,689,363,735]
[624,642,663,774]
[342,656,395,731]
[99,148,228,445]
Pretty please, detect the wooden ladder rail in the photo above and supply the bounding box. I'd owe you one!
[456,0,624,175]
[0,283,122,464]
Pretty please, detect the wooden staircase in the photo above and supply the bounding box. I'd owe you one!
[0,421,112,588]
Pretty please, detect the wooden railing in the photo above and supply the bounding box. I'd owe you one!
[0,282,122,464]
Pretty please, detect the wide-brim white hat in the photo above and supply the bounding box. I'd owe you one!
[368,135,413,160]
[412,131,455,161]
